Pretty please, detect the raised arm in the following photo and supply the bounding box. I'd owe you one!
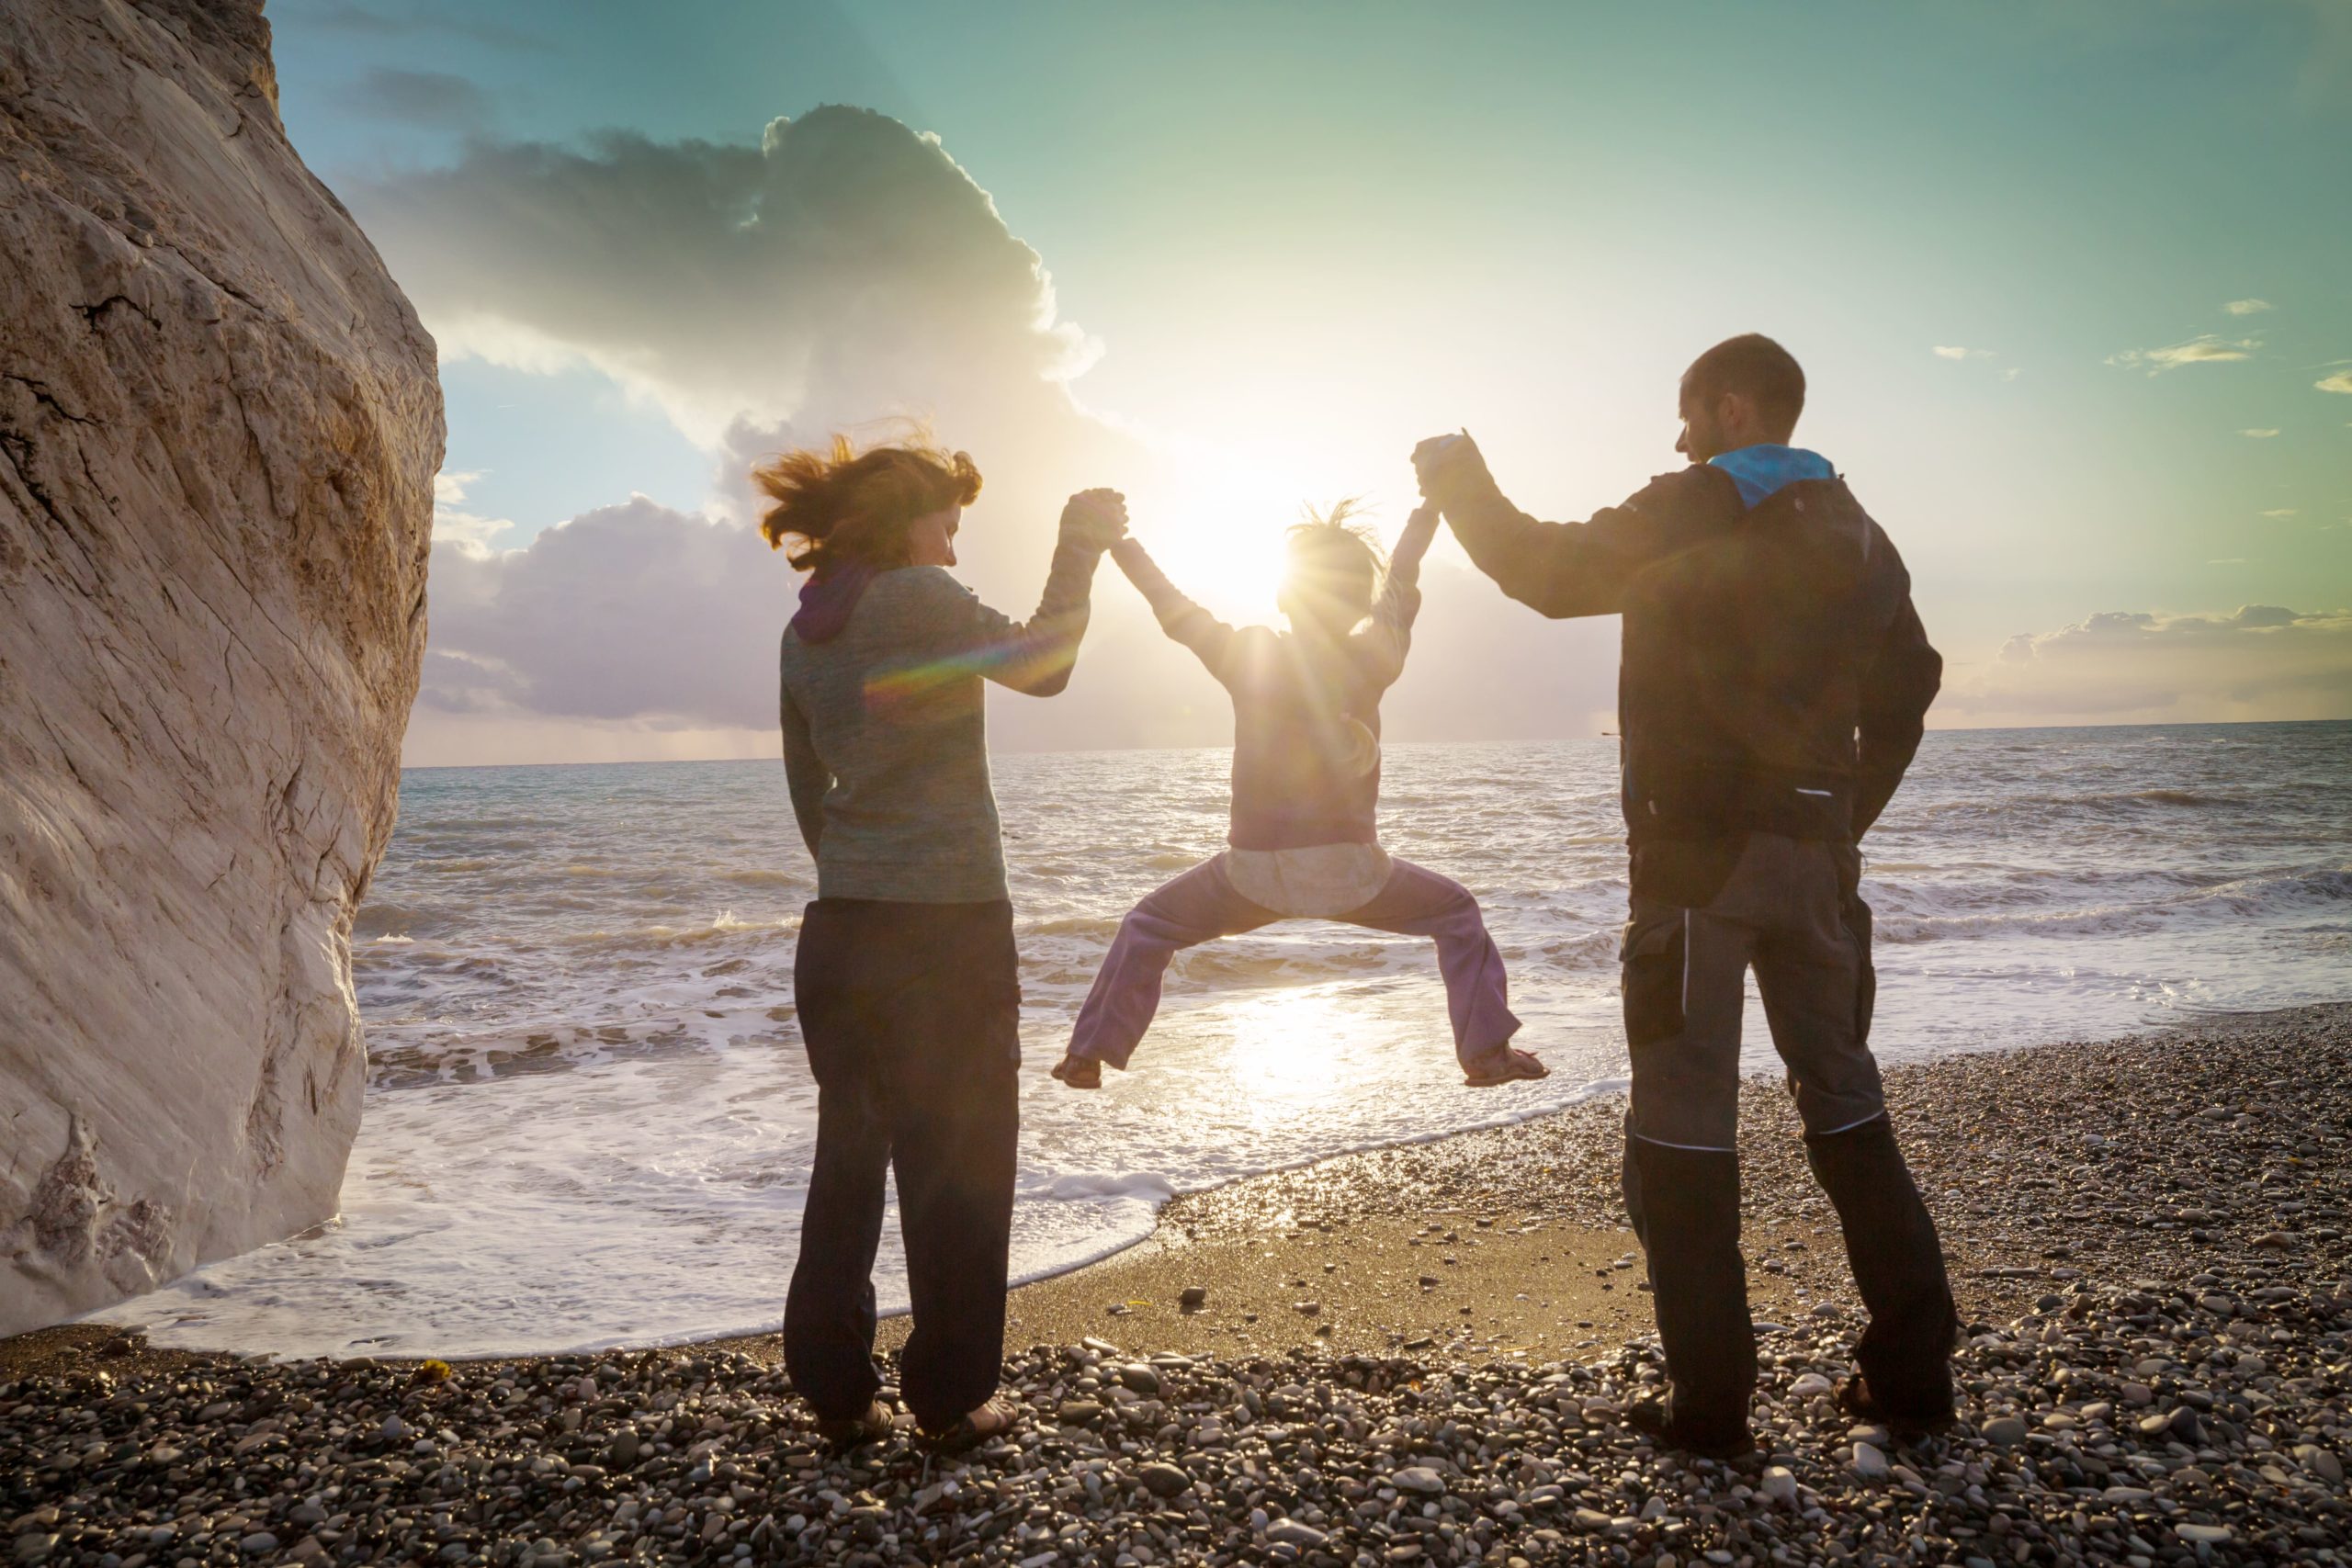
[1853,587,1942,837]
[1352,503,1439,687]
[779,680,829,859]
[1412,434,1708,620]
[926,490,1127,696]
[1107,536,1237,676]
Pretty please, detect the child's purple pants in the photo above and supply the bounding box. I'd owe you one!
[1066,854,1521,1069]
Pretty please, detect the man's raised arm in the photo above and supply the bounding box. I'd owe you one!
[1412,433,1688,620]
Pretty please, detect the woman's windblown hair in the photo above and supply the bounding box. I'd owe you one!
[752,434,982,572]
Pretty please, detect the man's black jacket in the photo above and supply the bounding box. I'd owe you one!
[1429,456,1941,854]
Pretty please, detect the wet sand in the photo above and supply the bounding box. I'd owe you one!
[989,1002,2352,1362]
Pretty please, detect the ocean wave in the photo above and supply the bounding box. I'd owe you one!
[366,1015,786,1089]
[1038,1170,1179,1203]
[1879,865,2351,944]
[1916,786,2245,821]
[1021,913,1127,941]
[715,867,811,890]
[352,900,452,940]
[555,913,799,952]
[1525,929,1619,970]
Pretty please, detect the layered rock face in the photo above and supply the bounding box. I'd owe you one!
[0,0,441,1332]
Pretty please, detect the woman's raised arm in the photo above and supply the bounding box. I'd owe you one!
[921,490,1128,696]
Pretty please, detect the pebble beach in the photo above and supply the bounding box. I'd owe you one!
[6,1003,2349,1567]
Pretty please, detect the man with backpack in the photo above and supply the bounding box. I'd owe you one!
[1413,334,1958,1458]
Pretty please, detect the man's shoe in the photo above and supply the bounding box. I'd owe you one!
[1837,1373,1953,1438]
[1625,1396,1755,1461]
[813,1400,899,1449]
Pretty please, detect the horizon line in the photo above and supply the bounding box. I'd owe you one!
[397,716,2352,772]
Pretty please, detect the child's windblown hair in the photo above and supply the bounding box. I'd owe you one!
[1281,499,1387,637]
[752,434,981,572]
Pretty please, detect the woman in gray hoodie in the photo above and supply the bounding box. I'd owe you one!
[763,434,1125,1451]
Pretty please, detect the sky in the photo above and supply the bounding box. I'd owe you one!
[266,0,2352,765]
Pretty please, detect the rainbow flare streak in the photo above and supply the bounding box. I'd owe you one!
[862,627,1080,715]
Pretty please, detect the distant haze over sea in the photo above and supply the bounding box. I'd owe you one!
[106,724,2352,1359]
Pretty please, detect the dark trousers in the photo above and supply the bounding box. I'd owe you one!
[783,898,1022,1430]
[1620,834,1957,1440]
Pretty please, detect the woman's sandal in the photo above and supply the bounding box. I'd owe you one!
[1050,1054,1102,1089]
[814,1400,898,1449]
[1463,1046,1549,1088]
[921,1396,1019,1455]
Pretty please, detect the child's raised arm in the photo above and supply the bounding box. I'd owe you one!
[1355,504,1438,687]
[1110,536,1236,677]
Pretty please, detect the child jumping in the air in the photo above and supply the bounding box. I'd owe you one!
[1053,502,1546,1089]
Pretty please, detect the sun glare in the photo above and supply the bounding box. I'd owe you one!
[1213,985,1360,1111]
[1128,459,1297,623]
[1128,447,1407,626]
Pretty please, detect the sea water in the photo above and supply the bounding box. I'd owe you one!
[108,723,2352,1358]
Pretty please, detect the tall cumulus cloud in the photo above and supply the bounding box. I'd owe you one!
[354,106,1099,446]
[355,107,1140,757]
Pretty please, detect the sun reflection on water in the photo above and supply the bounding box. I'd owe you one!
[1205,982,1408,1120]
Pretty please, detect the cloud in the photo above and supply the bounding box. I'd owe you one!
[419,497,781,731]
[430,470,519,552]
[2222,299,2274,316]
[1944,605,2352,726]
[2106,335,2261,374]
[348,68,495,131]
[305,0,542,48]
[351,107,1102,448]
[2240,428,2281,438]
[2262,508,2300,518]
[1931,345,1993,360]
[2317,370,2352,395]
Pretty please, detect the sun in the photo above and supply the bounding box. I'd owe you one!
[1124,459,1296,623]
[1125,446,1381,626]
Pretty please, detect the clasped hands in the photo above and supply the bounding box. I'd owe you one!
[1057,434,1485,558]
[1059,488,1129,553]
[1409,430,1488,504]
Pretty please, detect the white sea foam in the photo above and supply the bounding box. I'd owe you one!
[104,724,2352,1358]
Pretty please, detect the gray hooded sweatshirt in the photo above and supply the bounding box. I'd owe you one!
[778,537,1104,903]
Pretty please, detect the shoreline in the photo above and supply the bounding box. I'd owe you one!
[9,1006,2342,1372]
[6,1004,2350,1565]
[17,998,2345,1377]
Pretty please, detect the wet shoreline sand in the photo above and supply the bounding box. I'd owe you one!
[6,1003,2350,1565]
[993,1002,2352,1360]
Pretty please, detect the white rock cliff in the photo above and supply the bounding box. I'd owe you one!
[0,0,440,1332]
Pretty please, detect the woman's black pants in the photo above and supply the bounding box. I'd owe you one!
[783,897,1022,1430]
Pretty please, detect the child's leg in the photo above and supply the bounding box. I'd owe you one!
[1342,859,1523,1068]
[1067,858,1277,1070]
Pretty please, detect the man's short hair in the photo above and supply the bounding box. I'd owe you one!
[1685,333,1805,434]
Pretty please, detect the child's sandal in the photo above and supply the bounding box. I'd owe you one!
[1464,1046,1548,1088]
